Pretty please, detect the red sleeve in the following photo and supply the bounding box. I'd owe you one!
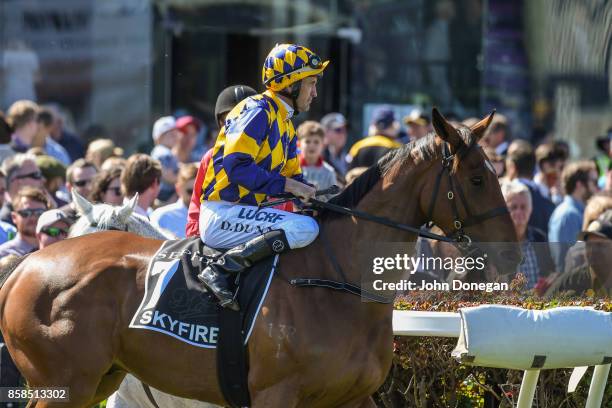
[186,149,213,237]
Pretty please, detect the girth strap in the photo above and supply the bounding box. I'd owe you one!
[141,382,161,408]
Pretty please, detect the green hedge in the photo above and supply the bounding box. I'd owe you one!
[374,276,612,407]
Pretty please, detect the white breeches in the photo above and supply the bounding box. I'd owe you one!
[199,201,319,249]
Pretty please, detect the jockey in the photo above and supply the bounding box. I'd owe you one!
[197,44,329,310]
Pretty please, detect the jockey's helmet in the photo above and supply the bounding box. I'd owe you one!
[214,85,257,121]
[262,44,329,92]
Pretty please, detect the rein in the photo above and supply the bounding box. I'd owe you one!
[290,142,509,303]
[311,143,508,244]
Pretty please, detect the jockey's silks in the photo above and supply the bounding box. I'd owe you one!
[201,90,305,205]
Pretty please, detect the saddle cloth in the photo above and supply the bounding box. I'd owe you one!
[129,236,277,348]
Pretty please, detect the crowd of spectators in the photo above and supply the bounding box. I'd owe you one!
[0,95,610,296]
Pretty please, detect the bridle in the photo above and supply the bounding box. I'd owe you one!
[289,141,510,303]
[424,142,509,244]
[309,142,509,245]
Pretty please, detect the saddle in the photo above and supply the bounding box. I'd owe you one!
[130,236,276,407]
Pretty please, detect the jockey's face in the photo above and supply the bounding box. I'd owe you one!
[295,76,318,112]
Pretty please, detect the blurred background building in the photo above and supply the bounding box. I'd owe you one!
[0,0,610,156]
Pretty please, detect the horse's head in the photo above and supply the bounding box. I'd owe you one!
[379,108,519,275]
[426,108,519,273]
[69,191,170,240]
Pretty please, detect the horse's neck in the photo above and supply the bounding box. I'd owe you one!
[318,160,428,285]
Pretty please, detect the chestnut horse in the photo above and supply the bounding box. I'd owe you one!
[0,109,519,408]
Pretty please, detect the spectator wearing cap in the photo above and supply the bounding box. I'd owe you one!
[121,154,162,218]
[151,163,197,238]
[403,109,431,142]
[480,113,509,156]
[0,186,51,257]
[36,209,72,249]
[346,106,402,170]
[35,155,67,207]
[320,112,349,176]
[6,100,38,153]
[151,116,180,202]
[296,121,337,199]
[549,160,599,271]
[0,154,44,225]
[34,108,71,166]
[85,138,124,169]
[175,116,200,163]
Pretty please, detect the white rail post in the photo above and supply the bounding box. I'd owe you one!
[585,363,611,408]
[516,370,540,408]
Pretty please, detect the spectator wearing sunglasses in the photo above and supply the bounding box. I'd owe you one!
[0,154,44,225]
[60,159,98,222]
[0,186,51,257]
[35,209,72,249]
[151,163,197,238]
[89,168,123,205]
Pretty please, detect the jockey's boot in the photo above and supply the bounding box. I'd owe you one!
[197,230,290,311]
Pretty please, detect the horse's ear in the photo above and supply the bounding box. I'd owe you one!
[470,110,496,141]
[432,107,462,150]
[118,194,137,223]
[72,190,93,216]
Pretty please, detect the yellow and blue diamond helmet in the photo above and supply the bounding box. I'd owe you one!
[262,43,329,91]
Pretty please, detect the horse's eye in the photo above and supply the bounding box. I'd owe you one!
[470,176,483,186]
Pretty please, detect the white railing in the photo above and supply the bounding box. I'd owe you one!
[392,310,610,408]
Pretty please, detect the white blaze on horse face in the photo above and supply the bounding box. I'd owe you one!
[485,159,496,175]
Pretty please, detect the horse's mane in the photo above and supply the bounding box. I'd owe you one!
[323,126,476,220]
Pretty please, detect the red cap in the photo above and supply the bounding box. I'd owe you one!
[176,116,200,133]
